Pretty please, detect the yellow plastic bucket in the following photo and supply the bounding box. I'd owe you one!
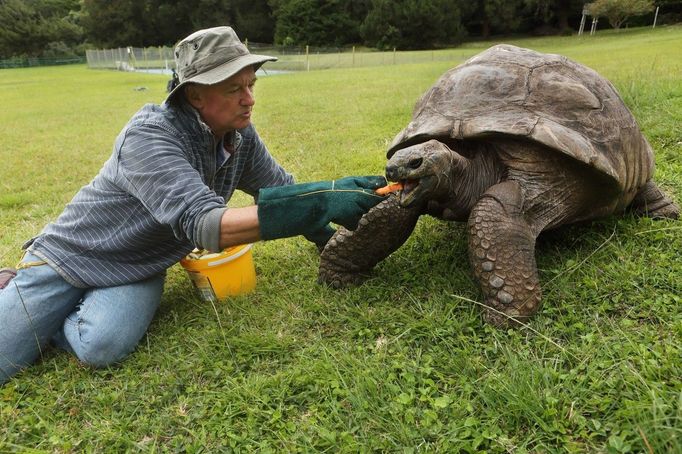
[180,244,256,301]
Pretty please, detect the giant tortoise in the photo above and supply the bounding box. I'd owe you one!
[318,44,679,327]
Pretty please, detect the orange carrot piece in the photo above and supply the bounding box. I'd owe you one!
[375,182,404,196]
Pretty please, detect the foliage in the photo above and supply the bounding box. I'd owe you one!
[0,0,83,58]
[587,0,655,29]
[232,0,276,43]
[360,0,466,49]
[80,0,149,48]
[523,0,585,32]
[270,0,365,46]
[462,0,525,38]
[81,0,274,47]
[1,26,681,452]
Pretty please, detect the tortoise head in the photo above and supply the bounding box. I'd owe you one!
[385,139,458,207]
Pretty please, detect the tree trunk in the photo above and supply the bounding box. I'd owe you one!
[481,17,490,38]
[556,1,570,31]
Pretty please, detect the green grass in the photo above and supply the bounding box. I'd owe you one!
[1,25,681,452]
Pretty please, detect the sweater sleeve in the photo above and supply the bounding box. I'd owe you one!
[113,123,226,249]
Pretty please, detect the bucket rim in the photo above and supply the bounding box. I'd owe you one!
[180,243,253,269]
[206,243,252,267]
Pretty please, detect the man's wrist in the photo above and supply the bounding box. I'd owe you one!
[197,207,228,252]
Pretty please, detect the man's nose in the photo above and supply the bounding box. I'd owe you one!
[241,88,255,106]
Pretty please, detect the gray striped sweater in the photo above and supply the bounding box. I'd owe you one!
[26,101,293,288]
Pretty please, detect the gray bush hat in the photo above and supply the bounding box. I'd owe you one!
[166,26,277,102]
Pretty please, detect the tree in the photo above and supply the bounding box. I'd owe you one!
[587,0,654,29]
[361,0,465,50]
[81,0,151,47]
[522,0,583,33]
[233,0,275,43]
[0,0,83,58]
[463,0,525,39]
[81,0,275,48]
[270,0,363,46]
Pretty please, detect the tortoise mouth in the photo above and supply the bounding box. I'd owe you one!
[398,179,418,206]
[401,179,419,195]
[398,176,435,207]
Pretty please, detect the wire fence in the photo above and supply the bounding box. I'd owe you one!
[0,56,86,69]
[85,42,469,74]
[85,47,175,72]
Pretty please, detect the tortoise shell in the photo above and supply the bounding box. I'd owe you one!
[387,44,654,196]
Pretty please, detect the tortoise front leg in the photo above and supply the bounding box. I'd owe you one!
[468,181,542,327]
[318,194,421,288]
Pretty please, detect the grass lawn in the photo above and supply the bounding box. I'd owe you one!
[1,26,681,452]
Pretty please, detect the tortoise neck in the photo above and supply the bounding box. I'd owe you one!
[455,143,505,211]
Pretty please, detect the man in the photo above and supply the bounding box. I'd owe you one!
[0,26,386,384]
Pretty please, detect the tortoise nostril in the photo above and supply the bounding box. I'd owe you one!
[408,157,423,169]
[385,166,398,181]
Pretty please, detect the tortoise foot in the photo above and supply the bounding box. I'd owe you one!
[481,295,539,328]
[647,202,680,220]
[317,266,370,289]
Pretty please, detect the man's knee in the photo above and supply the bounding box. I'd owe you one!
[64,277,162,368]
[73,335,140,368]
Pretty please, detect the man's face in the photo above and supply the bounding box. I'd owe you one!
[187,66,257,137]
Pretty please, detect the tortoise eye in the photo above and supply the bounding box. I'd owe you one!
[408,158,423,169]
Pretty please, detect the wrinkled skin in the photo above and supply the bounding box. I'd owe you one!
[319,139,679,327]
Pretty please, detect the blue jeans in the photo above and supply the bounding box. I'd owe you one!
[0,252,164,384]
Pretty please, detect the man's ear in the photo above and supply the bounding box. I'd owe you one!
[184,84,203,109]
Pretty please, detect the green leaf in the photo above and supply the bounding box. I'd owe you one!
[464,417,478,427]
[433,395,451,409]
[396,393,413,405]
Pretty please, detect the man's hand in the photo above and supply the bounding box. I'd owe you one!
[257,176,387,242]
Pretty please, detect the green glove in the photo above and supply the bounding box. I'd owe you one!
[304,224,337,251]
[258,176,387,242]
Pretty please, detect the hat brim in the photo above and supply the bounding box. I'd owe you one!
[166,53,277,102]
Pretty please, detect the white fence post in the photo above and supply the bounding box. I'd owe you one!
[578,6,588,36]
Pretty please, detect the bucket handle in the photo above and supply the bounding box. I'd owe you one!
[206,243,253,267]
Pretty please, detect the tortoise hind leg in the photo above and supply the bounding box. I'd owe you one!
[468,181,542,327]
[318,194,421,288]
[628,181,679,219]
